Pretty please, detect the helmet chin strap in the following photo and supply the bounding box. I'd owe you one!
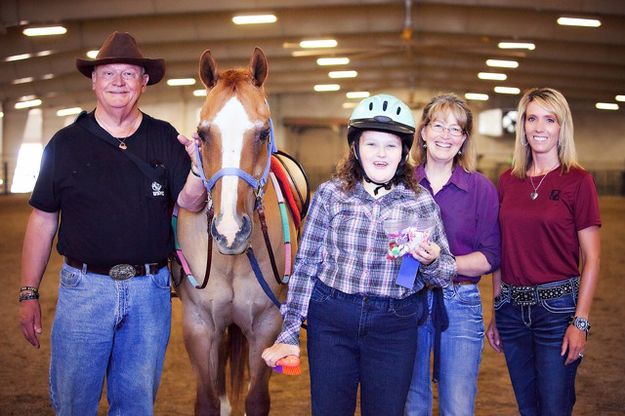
[363,176,393,196]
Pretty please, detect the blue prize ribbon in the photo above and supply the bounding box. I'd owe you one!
[396,254,420,289]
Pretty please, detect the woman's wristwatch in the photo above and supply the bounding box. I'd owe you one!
[569,315,591,333]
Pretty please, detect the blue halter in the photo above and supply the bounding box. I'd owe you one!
[194,117,277,200]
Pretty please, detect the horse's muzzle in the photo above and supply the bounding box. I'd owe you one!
[211,213,252,255]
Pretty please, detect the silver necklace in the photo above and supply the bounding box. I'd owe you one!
[529,164,558,200]
[94,113,140,151]
[115,136,129,150]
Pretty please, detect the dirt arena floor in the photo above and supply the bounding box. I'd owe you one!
[1,194,624,415]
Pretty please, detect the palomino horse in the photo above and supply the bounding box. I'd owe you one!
[174,48,305,416]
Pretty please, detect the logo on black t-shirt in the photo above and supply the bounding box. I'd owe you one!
[549,189,560,201]
[151,181,165,197]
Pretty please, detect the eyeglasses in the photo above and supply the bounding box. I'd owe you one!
[429,122,464,137]
[96,68,144,81]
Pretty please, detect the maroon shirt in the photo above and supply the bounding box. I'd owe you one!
[498,167,601,286]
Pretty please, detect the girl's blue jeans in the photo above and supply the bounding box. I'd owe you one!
[306,280,423,416]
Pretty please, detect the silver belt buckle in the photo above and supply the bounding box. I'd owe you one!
[109,264,136,280]
[512,287,538,306]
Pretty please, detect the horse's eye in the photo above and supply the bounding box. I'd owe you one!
[259,128,270,142]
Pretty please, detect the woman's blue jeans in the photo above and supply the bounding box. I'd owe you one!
[49,263,172,415]
[494,278,581,416]
[306,280,423,416]
[405,283,484,416]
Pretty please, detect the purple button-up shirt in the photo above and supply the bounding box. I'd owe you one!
[415,165,500,283]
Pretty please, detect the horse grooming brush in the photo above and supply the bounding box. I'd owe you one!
[272,355,301,375]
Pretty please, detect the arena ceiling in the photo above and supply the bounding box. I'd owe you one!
[1,0,624,112]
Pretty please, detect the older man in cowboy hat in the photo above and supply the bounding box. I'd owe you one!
[18,31,206,415]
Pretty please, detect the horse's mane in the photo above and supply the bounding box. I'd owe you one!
[218,69,253,90]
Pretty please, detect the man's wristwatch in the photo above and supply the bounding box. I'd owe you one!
[569,315,591,333]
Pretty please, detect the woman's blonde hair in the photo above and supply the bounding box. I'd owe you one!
[512,87,581,178]
[413,93,476,172]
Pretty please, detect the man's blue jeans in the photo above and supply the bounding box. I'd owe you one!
[405,283,484,416]
[306,280,422,416]
[50,263,172,415]
[494,278,581,416]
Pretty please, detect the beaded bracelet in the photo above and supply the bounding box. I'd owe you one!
[20,286,39,294]
[19,292,40,302]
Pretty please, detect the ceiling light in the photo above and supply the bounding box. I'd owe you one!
[465,93,489,101]
[0,112,3,118]
[486,59,519,68]
[497,42,535,50]
[494,86,521,95]
[23,26,67,36]
[478,72,507,81]
[5,53,32,62]
[193,89,207,97]
[86,50,99,59]
[12,77,35,85]
[595,102,619,110]
[42,74,55,80]
[232,14,277,25]
[615,95,625,102]
[317,57,349,66]
[166,78,196,86]
[300,39,337,48]
[342,102,357,109]
[346,91,370,99]
[15,99,42,109]
[557,17,601,27]
[56,107,83,117]
[328,70,357,79]
[314,84,340,92]
[36,50,53,57]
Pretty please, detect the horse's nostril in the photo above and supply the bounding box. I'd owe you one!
[210,217,221,241]
[240,214,252,238]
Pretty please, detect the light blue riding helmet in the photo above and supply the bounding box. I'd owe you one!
[348,94,416,148]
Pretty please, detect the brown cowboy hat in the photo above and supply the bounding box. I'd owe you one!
[76,31,165,85]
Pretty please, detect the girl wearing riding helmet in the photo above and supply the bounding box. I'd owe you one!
[262,94,456,416]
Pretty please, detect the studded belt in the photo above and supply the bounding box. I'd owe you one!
[65,257,168,280]
[501,277,579,306]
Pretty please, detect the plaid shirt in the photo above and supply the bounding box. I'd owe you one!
[275,179,456,345]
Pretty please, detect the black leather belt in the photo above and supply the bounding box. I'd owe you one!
[501,278,579,306]
[65,257,168,280]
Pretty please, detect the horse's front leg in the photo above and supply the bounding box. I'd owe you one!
[181,297,227,416]
[244,307,283,416]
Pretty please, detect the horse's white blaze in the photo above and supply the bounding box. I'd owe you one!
[214,96,253,245]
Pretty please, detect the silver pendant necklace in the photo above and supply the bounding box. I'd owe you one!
[529,164,559,200]
[115,137,128,150]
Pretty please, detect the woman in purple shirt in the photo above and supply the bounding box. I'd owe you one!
[405,94,501,416]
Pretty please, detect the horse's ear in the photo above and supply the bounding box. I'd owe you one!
[199,49,218,89]
[249,47,268,87]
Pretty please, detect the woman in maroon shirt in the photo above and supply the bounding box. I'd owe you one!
[487,88,601,416]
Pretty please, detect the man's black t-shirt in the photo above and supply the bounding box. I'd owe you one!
[30,111,191,266]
